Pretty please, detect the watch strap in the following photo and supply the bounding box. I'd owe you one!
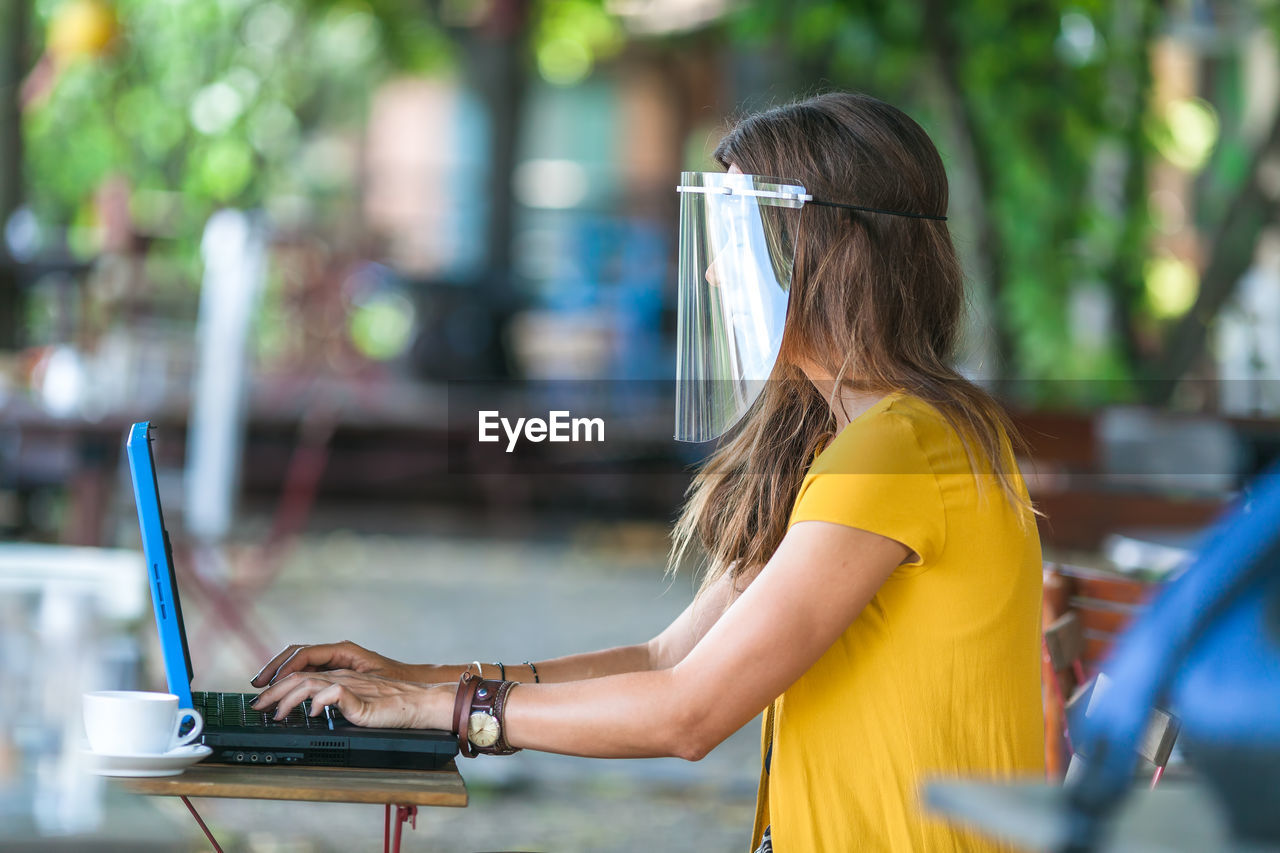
[452,673,482,758]
[468,678,522,756]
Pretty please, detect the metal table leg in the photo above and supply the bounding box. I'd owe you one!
[180,796,225,853]
[391,804,418,852]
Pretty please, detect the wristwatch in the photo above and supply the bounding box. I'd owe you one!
[452,675,520,757]
[467,681,503,748]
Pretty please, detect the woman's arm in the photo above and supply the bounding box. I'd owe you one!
[253,561,748,688]
[646,565,757,670]
[498,522,904,760]
[254,520,906,760]
[448,568,748,683]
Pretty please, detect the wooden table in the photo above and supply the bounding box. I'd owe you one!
[119,761,468,852]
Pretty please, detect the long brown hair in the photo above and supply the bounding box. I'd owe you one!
[671,92,1033,595]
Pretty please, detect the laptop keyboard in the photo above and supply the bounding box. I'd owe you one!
[193,691,343,730]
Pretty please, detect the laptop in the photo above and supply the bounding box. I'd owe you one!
[125,420,458,770]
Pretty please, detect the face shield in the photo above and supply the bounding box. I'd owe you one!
[674,171,804,443]
[673,170,947,443]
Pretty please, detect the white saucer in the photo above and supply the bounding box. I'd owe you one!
[82,744,212,777]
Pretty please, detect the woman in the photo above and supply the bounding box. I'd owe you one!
[251,92,1045,852]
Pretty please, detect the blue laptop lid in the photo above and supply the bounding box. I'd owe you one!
[126,421,195,708]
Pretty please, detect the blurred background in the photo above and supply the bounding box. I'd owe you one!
[2,0,1280,850]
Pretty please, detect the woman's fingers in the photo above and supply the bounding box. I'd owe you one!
[251,644,305,687]
[261,674,330,719]
[249,641,408,688]
[252,668,354,711]
[269,643,347,685]
[309,682,344,714]
[258,641,364,686]
[309,682,365,723]
[252,669,430,729]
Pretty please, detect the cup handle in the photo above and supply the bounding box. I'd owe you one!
[173,708,204,748]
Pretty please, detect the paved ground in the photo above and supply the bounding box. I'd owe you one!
[135,519,763,852]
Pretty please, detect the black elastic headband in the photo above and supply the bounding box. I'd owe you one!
[807,198,947,221]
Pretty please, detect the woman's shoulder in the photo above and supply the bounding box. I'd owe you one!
[881,392,955,437]
[793,391,950,560]
[813,391,973,478]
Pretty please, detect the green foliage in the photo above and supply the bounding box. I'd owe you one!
[25,0,452,265]
[724,0,1158,401]
[22,0,1266,401]
[534,0,624,86]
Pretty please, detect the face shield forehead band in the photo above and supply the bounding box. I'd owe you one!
[672,171,945,443]
[673,182,948,221]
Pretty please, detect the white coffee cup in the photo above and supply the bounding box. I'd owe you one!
[83,691,204,756]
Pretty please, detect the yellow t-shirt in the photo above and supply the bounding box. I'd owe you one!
[749,392,1044,852]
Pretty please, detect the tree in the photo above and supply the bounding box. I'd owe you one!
[0,0,29,347]
[722,0,1280,407]
[21,0,453,277]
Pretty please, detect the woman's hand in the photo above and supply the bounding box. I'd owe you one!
[250,641,425,688]
[250,669,456,730]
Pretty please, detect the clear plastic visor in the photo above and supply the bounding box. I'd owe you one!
[675,171,804,442]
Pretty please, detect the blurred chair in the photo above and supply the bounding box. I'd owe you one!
[1043,563,1154,680]
[1065,672,1180,790]
[1044,609,1088,761]
[1041,562,1162,777]
[1042,602,1181,788]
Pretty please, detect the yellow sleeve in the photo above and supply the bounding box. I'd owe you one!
[789,410,947,568]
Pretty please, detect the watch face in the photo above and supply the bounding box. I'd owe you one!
[468,711,500,748]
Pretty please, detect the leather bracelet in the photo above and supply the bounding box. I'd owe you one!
[492,681,519,754]
[452,673,482,758]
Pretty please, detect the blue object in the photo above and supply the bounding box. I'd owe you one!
[1066,459,1280,849]
[126,421,195,708]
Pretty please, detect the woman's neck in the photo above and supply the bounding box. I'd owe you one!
[797,361,888,431]
[828,387,888,431]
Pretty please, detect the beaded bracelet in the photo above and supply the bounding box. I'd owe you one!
[523,660,540,683]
